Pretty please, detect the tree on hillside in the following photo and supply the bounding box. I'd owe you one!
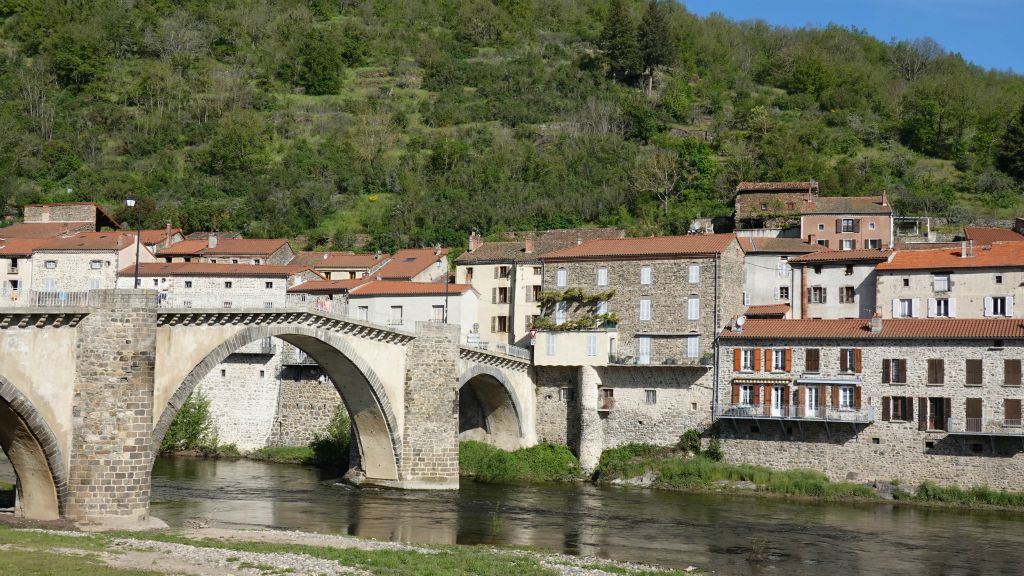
[634,147,680,214]
[298,28,345,95]
[599,0,640,82]
[995,102,1024,181]
[637,0,675,96]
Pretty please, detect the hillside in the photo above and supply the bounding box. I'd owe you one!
[1,0,1023,251]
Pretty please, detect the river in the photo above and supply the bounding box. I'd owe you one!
[139,457,1024,575]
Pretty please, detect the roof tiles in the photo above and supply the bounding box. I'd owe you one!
[789,249,892,264]
[963,227,1024,244]
[876,242,1024,271]
[540,234,737,261]
[118,262,318,278]
[347,280,472,297]
[736,181,817,193]
[801,195,891,215]
[722,318,1024,340]
[375,248,448,280]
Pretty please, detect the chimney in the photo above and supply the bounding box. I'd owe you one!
[576,234,583,246]
[870,311,883,334]
[374,250,381,260]
[165,222,172,242]
[524,236,535,254]
[969,239,974,257]
[208,233,218,249]
[468,231,483,252]
[881,189,889,207]
[808,234,816,245]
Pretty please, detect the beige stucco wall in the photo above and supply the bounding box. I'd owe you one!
[534,330,617,367]
[347,292,478,338]
[794,262,877,319]
[743,253,797,310]
[876,268,1024,319]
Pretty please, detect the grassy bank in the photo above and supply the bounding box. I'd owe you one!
[0,524,688,576]
[247,446,316,465]
[903,481,1024,508]
[459,441,581,484]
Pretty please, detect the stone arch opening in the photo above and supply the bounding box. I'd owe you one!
[153,326,401,482]
[0,377,65,520]
[458,366,523,451]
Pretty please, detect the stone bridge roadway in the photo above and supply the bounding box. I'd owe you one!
[0,291,533,523]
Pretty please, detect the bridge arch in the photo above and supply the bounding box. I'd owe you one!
[0,376,65,520]
[153,325,401,481]
[458,365,524,451]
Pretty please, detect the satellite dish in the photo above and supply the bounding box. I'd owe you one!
[735,315,747,327]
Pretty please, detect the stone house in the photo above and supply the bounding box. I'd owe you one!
[22,202,120,228]
[738,236,825,314]
[875,242,1024,319]
[538,234,745,366]
[115,262,321,308]
[373,248,449,283]
[455,228,625,347]
[734,181,817,230]
[0,238,50,304]
[801,193,893,250]
[788,249,890,319]
[156,236,294,265]
[138,226,184,252]
[716,317,1024,490]
[291,251,388,280]
[344,280,478,337]
[31,232,156,295]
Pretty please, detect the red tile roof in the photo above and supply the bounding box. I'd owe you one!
[118,262,319,278]
[36,232,136,251]
[789,249,892,264]
[801,195,891,215]
[0,222,94,238]
[744,304,791,318]
[893,242,963,251]
[722,318,1024,340]
[458,229,626,264]
[139,229,182,245]
[736,181,817,193]
[540,234,737,261]
[738,237,827,254]
[963,226,1024,244]
[292,251,387,269]
[876,242,1024,271]
[348,280,473,297]
[287,279,369,294]
[0,238,57,256]
[157,238,290,257]
[375,248,448,280]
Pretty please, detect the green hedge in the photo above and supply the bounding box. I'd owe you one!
[459,441,580,483]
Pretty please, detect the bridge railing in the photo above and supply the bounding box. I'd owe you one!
[28,290,92,307]
[463,335,531,360]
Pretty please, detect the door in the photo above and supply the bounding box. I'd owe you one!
[928,397,948,431]
[771,386,785,417]
[356,306,369,321]
[806,386,820,418]
[637,337,651,365]
[966,398,982,432]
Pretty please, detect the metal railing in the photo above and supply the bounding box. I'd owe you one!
[714,402,875,423]
[29,291,91,307]
[608,348,711,367]
[463,336,531,360]
[947,417,1024,435]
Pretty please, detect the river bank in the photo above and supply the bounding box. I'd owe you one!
[0,522,694,576]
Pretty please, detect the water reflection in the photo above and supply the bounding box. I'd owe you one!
[150,456,1024,575]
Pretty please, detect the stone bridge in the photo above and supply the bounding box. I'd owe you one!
[0,291,533,522]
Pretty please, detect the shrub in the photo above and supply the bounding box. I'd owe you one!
[677,429,701,455]
[460,441,580,483]
[160,391,217,454]
[703,437,724,461]
[309,405,351,474]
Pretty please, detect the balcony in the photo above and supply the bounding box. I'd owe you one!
[608,348,712,368]
[713,403,875,424]
[946,418,1024,437]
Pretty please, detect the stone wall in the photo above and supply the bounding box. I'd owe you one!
[24,204,96,224]
[67,290,156,521]
[534,367,580,445]
[734,191,804,224]
[272,365,340,447]
[194,352,280,451]
[32,250,119,292]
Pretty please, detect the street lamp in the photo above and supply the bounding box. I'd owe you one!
[126,196,140,289]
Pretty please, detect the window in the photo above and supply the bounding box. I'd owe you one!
[927,359,945,384]
[933,274,950,292]
[645,389,657,405]
[841,239,855,251]
[265,281,273,289]
[556,269,567,288]
[841,219,856,233]
[773,349,786,372]
[742,292,750,306]
[153,279,159,287]
[884,396,913,421]
[530,285,542,302]
[687,297,700,320]
[688,264,700,284]
[839,386,855,409]
[559,387,574,402]
[813,265,822,274]
[808,286,827,304]
[431,305,444,322]
[869,222,877,230]
[778,257,791,277]
[817,223,825,231]
[895,298,914,318]
[546,333,556,356]
[986,296,1012,317]
[760,202,768,210]
[883,359,908,384]
[996,275,1003,284]
[224,281,233,289]
[497,266,510,279]
[805,348,820,372]
[866,239,881,249]
[639,297,652,321]
[88,278,101,290]
[640,265,652,285]
[596,300,609,315]
[356,306,368,321]
[596,267,608,287]
[89,260,102,270]
[1005,359,1022,386]
[44,260,56,269]
[806,385,820,412]
[845,265,854,276]
[686,336,699,358]
[740,385,754,405]
[1006,399,1022,426]
[600,388,615,410]
[741,349,754,371]
[254,259,261,265]
[533,266,542,276]
[778,286,790,300]
[903,278,910,287]
[465,267,474,281]
[927,397,951,431]
[555,302,568,325]
[493,315,509,333]
[637,336,651,365]
[932,298,952,317]
[220,369,226,377]
[389,306,403,326]
[839,286,856,303]
[231,259,239,264]
[184,281,193,288]
[966,359,983,386]
[496,287,509,304]
[586,334,597,356]
[839,348,860,373]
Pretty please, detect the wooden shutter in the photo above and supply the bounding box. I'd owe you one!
[854,349,862,373]
[854,387,862,410]
[1005,399,1022,422]
[882,396,891,421]
[918,397,928,431]
[853,219,861,233]
[835,218,842,233]
[731,383,740,404]
[966,398,982,419]
[733,348,742,371]
[763,386,771,416]
[1006,359,1022,386]
[966,359,983,385]
[840,350,849,373]
[783,385,790,407]
[818,385,826,416]
[797,386,806,417]
[831,385,840,409]
[882,359,891,384]
[850,240,857,249]
[905,396,914,422]
[806,348,819,372]
[943,398,952,430]
[494,266,499,279]
[490,316,497,332]
[753,348,762,372]
[784,348,793,372]
[492,288,498,304]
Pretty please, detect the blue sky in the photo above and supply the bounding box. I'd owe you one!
[681,0,1023,73]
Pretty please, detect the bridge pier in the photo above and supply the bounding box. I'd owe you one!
[67,290,157,523]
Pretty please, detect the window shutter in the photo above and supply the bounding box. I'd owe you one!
[492,288,498,304]
[850,240,857,249]
[783,385,791,406]
[1008,296,1015,317]
[818,384,826,413]
[785,348,792,372]
[892,299,899,318]
[494,267,499,279]
[949,298,957,317]
[731,384,740,404]
[882,359,891,384]
[1006,399,1022,422]
[984,296,994,317]
[927,360,936,384]
[840,350,849,373]
[733,348,742,372]
[831,385,840,409]
[763,386,771,416]
[927,298,936,318]
[854,349,862,373]
[918,397,928,431]
[882,396,891,421]
[765,349,773,371]
[853,219,861,233]
[753,348,762,372]
[835,218,842,233]
[1006,359,1022,386]
[900,359,909,383]
[911,298,920,318]
[797,386,806,417]
[906,397,914,422]
[854,387,862,410]
[806,349,819,372]
[491,316,497,332]
[943,398,952,430]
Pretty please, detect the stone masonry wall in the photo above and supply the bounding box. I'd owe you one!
[273,365,340,447]
[24,204,96,224]
[717,337,1024,490]
[534,367,580,445]
[400,322,460,487]
[597,367,713,448]
[67,290,156,521]
[32,251,119,292]
[194,352,280,451]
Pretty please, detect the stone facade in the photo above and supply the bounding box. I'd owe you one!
[24,204,97,224]
[272,365,340,447]
[876,267,1023,319]
[735,191,804,228]
[67,290,156,521]
[194,352,280,451]
[717,329,1024,490]
[793,260,879,319]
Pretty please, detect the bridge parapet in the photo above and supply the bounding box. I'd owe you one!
[459,345,532,371]
[157,308,416,344]
[0,308,90,329]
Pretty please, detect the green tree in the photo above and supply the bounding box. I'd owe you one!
[995,102,1024,181]
[200,111,270,180]
[298,28,345,95]
[598,0,640,82]
[637,0,674,95]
